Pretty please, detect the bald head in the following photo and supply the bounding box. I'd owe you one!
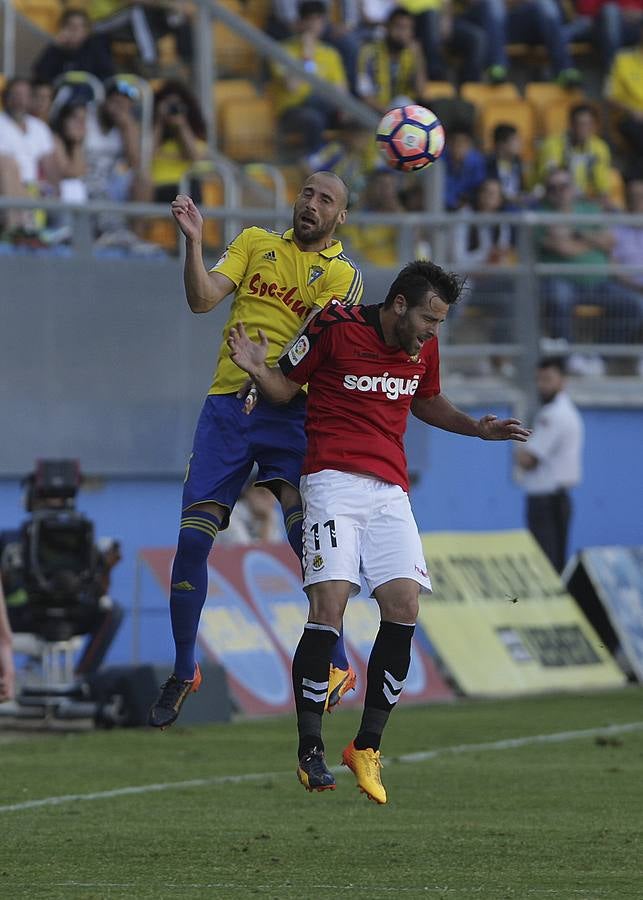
[292,171,349,248]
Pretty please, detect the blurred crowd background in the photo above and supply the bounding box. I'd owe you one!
[1,0,643,375]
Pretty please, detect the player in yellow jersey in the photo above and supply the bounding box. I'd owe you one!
[149,172,362,728]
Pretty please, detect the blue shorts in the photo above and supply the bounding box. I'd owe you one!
[182,392,307,527]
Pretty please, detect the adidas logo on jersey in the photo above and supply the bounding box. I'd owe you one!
[263,250,277,261]
[343,372,420,401]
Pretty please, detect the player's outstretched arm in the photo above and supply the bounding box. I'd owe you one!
[227,323,301,405]
[171,194,235,313]
[411,394,530,442]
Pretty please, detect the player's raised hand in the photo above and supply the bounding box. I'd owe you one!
[171,194,203,242]
[227,322,270,376]
[478,414,531,442]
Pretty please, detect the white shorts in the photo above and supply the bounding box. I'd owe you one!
[300,469,432,597]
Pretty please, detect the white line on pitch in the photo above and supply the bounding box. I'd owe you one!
[1,720,641,815]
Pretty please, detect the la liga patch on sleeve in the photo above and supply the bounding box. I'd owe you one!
[288,335,310,366]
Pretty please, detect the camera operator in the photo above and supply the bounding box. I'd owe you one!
[0,461,123,677]
[0,580,15,702]
[150,80,210,204]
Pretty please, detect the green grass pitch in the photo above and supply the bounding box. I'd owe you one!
[1,688,642,899]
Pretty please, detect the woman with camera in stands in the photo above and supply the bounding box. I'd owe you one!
[150,80,210,203]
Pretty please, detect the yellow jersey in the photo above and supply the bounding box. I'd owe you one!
[271,39,347,116]
[606,48,643,112]
[208,226,363,394]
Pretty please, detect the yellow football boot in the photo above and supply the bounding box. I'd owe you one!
[341,741,387,804]
[324,664,357,713]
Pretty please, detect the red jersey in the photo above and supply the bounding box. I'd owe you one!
[278,301,440,491]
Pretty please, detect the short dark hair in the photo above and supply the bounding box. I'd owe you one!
[60,8,90,28]
[384,260,465,309]
[298,0,326,17]
[387,6,413,23]
[538,356,566,374]
[493,123,517,145]
[569,103,597,123]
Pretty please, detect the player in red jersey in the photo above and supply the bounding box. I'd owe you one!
[227,260,530,803]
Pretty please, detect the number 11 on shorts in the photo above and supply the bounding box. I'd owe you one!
[310,520,338,550]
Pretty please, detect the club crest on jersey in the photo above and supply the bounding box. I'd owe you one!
[288,335,310,366]
[307,265,324,285]
[343,372,420,400]
[312,554,325,571]
[263,250,277,262]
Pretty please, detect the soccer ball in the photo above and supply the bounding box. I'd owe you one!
[375,104,445,172]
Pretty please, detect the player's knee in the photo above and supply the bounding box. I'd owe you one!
[306,582,350,630]
[378,589,419,625]
[175,524,215,566]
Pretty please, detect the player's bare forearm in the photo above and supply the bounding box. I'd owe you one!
[252,363,301,404]
[412,394,530,441]
[412,394,482,436]
[227,322,301,404]
[184,241,234,313]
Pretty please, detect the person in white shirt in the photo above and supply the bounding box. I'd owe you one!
[516,357,584,572]
[0,78,58,231]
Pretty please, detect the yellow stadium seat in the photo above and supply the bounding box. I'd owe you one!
[213,0,259,77]
[421,81,456,103]
[525,83,585,135]
[479,98,537,160]
[144,217,178,252]
[220,96,276,162]
[14,0,62,34]
[540,97,598,137]
[201,177,224,249]
[246,0,272,28]
[460,82,520,108]
[607,166,625,209]
[213,79,259,131]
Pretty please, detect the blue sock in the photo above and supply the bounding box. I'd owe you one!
[169,511,221,681]
[283,503,349,670]
[331,624,349,669]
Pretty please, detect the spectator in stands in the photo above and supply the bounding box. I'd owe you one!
[303,117,376,205]
[537,168,625,370]
[605,21,643,172]
[0,581,15,703]
[451,177,516,354]
[485,123,527,206]
[611,178,643,347]
[452,177,515,267]
[150,81,210,203]
[89,1,192,69]
[218,483,283,545]
[84,80,144,237]
[52,103,89,207]
[341,169,403,265]
[408,0,580,86]
[271,1,348,154]
[268,0,361,90]
[408,0,504,83]
[356,7,426,113]
[0,78,58,233]
[32,8,115,84]
[565,0,643,71]
[443,124,486,210]
[29,80,55,124]
[535,104,612,205]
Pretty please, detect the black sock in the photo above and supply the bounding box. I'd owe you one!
[354,620,415,751]
[292,623,338,758]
